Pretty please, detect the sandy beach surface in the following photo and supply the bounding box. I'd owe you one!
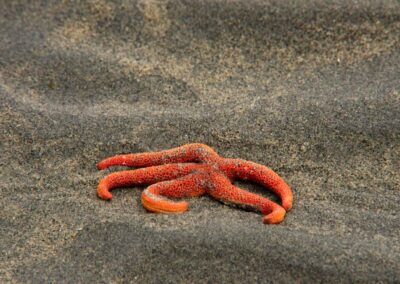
[1,0,399,283]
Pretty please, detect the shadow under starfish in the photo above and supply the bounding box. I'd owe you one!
[97,143,293,224]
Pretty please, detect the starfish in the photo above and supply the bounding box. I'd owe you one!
[97,143,293,224]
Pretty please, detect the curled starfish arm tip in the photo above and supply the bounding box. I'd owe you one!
[97,182,113,200]
[140,175,205,213]
[141,193,189,213]
[262,206,286,224]
[97,162,106,170]
[97,155,127,170]
[283,194,293,211]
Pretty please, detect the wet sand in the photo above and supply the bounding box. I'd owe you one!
[1,0,399,283]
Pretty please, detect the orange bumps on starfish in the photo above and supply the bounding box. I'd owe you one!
[97,143,293,224]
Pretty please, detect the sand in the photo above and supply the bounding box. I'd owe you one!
[1,0,399,283]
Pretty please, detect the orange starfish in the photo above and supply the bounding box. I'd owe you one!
[97,143,293,224]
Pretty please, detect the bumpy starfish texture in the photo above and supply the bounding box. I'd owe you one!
[97,143,293,224]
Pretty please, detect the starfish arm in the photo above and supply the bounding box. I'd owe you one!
[97,143,220,170]
[97,163,201,200]
[207,173,286,224]
[141,173,207,213]
[222,159,293,211]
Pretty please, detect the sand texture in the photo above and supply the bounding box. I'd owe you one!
[1,0,399,283]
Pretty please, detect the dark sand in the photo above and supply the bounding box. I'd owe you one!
[1,0,399,283]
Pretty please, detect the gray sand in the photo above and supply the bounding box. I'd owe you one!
[1,0,399,283]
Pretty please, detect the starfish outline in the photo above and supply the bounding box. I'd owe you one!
[97,143,293,224]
